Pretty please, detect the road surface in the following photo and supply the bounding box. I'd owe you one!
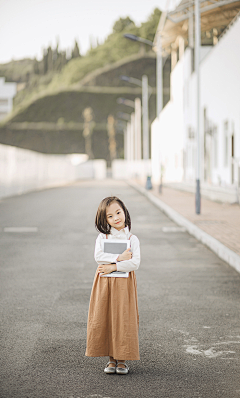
[0,180,239,398]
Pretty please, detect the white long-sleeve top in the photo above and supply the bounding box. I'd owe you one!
[94,226,140,272]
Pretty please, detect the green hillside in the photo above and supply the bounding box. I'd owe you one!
[0,9,169,162]
[0,9,161,111]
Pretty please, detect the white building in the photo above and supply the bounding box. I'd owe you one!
[0,77,17,121]
[151,2,240,202]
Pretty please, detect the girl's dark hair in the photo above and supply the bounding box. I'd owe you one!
[95,196,131,234]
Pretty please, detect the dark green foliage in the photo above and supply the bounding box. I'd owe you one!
[0,59,35,83]
[33,58,39,75]
[139,8,162,43]
[0,127,85,154]
[71,40,81,59]
[113,17,135,33]
[11,89,156,125]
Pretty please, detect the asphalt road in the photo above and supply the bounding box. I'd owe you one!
[0,180,239,398]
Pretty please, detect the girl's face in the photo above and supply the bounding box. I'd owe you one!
[106,201,126,231]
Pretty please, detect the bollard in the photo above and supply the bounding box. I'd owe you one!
[145,176,152,190]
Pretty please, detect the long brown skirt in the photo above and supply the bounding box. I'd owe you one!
[85,269,140,360]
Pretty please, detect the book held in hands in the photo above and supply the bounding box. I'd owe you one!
[100,239,130,278]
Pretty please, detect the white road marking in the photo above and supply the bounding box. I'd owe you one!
[185,341,239,358]
[186,346,202,355]
[4,227,38,232]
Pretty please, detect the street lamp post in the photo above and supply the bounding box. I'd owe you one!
[124,33,163,120]
[134,98,141,160]
[142,75,149,161]
[123,34,161,190]
[117,111,132,161]
[117,97,141,160]
[195,0,201,214]
[156,34,163,117]
[120,75,152,188]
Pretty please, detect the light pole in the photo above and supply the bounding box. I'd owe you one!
[195,0,201,214]
[120,75,152,189]
[117,97,141,160]
[141,75,149,161]
[124,34,163,119]
[124,34,153,47]
[123,34,163,190]
[156,34,163,117]
[117,111,132,161]
[120,75,152,150]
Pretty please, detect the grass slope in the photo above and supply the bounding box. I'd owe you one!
[0,9,163,160]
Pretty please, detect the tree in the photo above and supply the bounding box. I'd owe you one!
[33,58,39,74]
[72,39,81,59]
[139,8,162,43]
[113,17,134,33]
[47,46,53,71]
[43,48,48,74]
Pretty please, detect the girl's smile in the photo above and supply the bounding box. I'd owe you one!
[106,202,125,231]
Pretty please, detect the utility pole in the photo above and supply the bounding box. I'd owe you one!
[142,75,149,160]
[134,98,141,160]
[157,34,163,118]
[130,113,135,161]
[82,107,94,159]
[195,0,201,214]
[107,115,117,163]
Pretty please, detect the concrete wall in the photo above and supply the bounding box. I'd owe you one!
[0,143,106,199]
[112,159,151,180]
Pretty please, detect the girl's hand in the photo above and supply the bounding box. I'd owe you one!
[97,263,117,276]
[117,248,132,262]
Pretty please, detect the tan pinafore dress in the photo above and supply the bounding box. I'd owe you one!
[85,234,140,360]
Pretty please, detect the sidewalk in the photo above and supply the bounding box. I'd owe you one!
[130,180,240,272]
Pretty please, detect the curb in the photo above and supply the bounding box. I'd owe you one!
[128,181,240,275]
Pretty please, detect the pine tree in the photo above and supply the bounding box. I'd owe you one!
[47,46,53,71]
[71,39,81,59]
[43,48,48,74]
[33,58,39,74]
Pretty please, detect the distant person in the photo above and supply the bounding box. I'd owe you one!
[85,196,141,374]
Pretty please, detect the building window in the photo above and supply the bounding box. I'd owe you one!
[0,99,8,106]
[224,121,228,167]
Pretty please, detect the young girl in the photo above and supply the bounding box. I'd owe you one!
[85,196,140,375]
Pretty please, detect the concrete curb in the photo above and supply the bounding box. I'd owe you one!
[128,181,240,275]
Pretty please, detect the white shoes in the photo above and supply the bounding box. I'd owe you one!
[104,361,129,375]
[116,362,129,375]
[104,361,117,374]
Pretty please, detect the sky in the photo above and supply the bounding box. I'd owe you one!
[0,0,178,64]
